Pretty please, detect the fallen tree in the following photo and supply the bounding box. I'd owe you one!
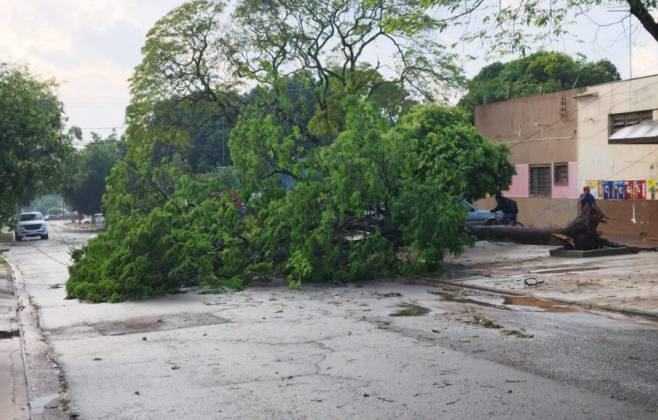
[469,204,622,250]
[555,204,621,250]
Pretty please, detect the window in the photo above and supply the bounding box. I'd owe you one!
[609,111,653,135]
[529,164,551,197]
[553,163,569,186]
[19,213,43,221]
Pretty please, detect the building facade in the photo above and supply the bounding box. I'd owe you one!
[474,74,658,243]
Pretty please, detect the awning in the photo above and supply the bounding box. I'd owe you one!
[609,120,658,144]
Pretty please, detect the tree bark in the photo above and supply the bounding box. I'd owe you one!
[628,0,658,43]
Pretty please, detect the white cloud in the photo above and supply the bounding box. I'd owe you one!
[0,0,183,140]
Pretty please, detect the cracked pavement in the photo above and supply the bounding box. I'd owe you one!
[4,222,658,419]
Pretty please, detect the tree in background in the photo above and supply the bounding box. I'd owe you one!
[0,64,74,228]
[458,51,620,119]
[62,132,125,216]
[27,194,65,215]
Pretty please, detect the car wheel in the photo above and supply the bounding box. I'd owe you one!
[41,234,49,240]
[15,234,22,241]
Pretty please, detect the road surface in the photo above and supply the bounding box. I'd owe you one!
[4,222,658,419]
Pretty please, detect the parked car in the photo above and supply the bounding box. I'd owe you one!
[81,215,92,224]
[15,211,49,240]
[462,201,498,226]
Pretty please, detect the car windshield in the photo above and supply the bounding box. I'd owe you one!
[461,200,476,211]
[19,213,43,221]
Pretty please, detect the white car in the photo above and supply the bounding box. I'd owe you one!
[15,212,49,240]
[462,201,498,226]
[93,213,105,224]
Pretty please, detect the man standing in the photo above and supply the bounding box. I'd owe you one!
[579,186,595,212]
[491,192,519,226]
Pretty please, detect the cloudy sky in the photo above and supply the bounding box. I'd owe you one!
[1,0,657,143]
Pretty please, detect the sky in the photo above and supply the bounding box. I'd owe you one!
[1,0,657,144]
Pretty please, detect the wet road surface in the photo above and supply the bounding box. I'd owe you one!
[5,222,658,419]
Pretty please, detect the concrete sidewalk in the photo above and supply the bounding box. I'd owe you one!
[445,241,658,318]
[0,262,29,420]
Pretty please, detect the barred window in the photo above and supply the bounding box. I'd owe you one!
[609,111,652,135]
[553,162,569,186]
[530,164,551,197]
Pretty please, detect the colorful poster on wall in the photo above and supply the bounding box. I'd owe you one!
[613,181,626,199]
[648,179,657,199]
[603,181,613,199]
[624,180,646,200]
[585,180,602,198]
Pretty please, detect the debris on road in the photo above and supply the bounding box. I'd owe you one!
[390,303,430,316]
[470,314,502,329]
[500,328,534,338]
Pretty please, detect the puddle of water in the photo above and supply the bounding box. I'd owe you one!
[429,289,502,309]
[502,296,580,313]
[430,287,580,313]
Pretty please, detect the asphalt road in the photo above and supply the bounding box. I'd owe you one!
[4,222,658,419]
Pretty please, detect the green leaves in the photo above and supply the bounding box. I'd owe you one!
[458,51,621,120]
[61,132,125,215]
[0,64,73,227]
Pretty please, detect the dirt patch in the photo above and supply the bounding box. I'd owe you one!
[390,303,430,317]
[373,292,403,298]
[500,328,534,338]
[90,313,230,336]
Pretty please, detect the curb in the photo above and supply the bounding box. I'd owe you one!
[7,258,71,420]
[0,261,30,420]
[422,277,658,322]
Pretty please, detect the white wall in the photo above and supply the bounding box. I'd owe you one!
[576,75,658,185]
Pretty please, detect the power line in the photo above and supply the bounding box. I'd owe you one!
[508,77,658,149]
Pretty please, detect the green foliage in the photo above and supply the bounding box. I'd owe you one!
[62,132,125,215]
[67,173,253,302]
[0,64,73,227]
[458,51,620,119]
[67,97,513,302]
[66,0,513,302]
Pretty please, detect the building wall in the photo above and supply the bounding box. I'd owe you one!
[474,89,578,165]
[597,200,658,246]
[476,197,577,228]
[576,75,658,182]
[475,90,580,227]
[576,75,658,243]
[506,164,529,197]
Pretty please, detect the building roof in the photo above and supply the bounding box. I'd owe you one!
[474,73,658,108]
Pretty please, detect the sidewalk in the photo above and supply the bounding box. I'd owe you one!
[0,261,29,420]
[444,241,658,319]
